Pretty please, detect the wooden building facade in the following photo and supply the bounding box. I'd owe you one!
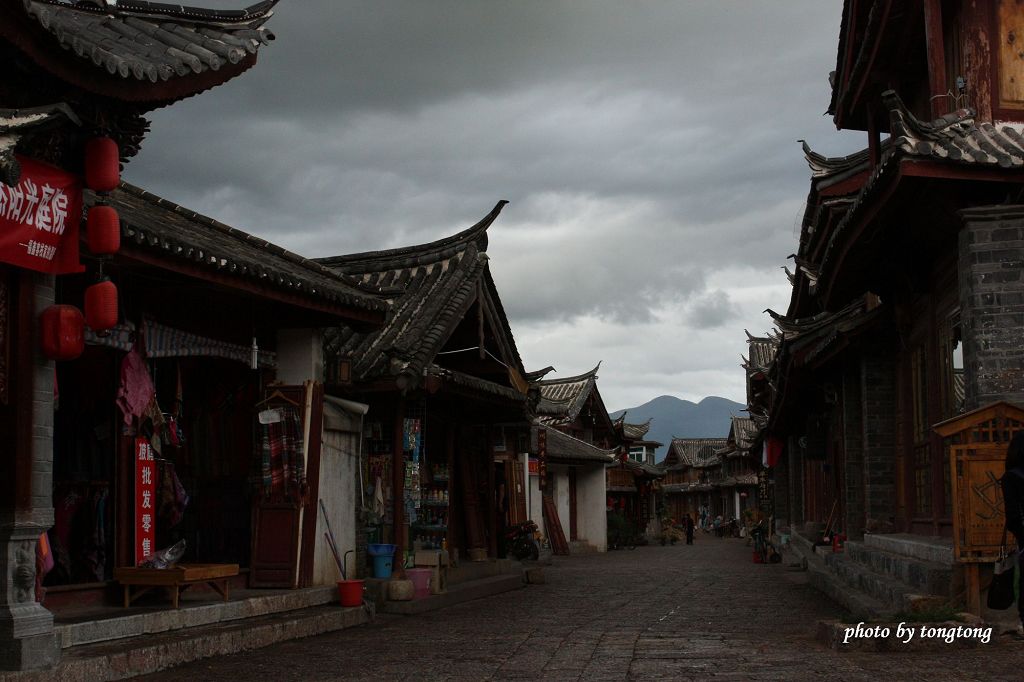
[320,205,532,568]
[0,0,291,670]
[768,0,1024,546]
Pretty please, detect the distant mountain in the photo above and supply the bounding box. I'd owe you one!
[610,395,746,462]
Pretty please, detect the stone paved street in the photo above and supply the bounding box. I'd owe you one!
[137,538,1024,681]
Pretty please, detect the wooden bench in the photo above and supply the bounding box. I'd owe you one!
[114,563,239,608]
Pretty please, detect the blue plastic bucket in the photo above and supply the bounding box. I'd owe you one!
[372,554,394,579]
[367,543,396,579]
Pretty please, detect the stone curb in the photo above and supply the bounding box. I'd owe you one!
[0,604,368,682]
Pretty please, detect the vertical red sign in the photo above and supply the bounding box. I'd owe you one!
[135,437,156,565]
[537,428,547,489]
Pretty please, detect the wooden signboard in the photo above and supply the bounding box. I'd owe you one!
[935,401,1024,563]
[935,401,1024,615]
[949,445,1008,562]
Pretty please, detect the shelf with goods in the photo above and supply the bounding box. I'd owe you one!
[414,461,451,550]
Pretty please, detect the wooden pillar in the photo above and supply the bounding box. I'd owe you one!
[965,564,982,616]
[458,428,487,560]
[391,398,406,577]
[486,425,497,559]
[923,0,948,118]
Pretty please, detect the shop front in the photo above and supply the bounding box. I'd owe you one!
[38,184,386,618]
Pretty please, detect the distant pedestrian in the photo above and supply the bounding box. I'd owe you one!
[685,514,695,545]
[1001,431,1024,635]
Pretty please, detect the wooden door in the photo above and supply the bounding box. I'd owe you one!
[250,502,301,587]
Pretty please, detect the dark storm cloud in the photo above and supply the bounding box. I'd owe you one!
[125,1,865,402]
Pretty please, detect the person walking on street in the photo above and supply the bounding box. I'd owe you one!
[1001,431,1024,635]
[685,514,695,545]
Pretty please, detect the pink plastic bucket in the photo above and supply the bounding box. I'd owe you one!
[406,568,432,599]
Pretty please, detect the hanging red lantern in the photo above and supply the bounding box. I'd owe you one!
[40,305,85,361]
[84,137,120,192]
[84,279,118,331]
[86,205,120,255]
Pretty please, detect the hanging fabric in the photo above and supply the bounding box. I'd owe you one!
[115,345,155,425]
[259,406,305,498]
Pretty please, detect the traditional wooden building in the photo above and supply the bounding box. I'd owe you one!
[767,0,1024,616]
[616,416,661,466]
[319,204,532,568]
[659,438,726,525]
[714,416,760,521]
[1,0,283,670]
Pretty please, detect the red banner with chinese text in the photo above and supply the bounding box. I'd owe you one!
[135,437,156,565]
[0,155,83,274]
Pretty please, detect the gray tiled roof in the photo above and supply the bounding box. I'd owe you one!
[534,363,601,422]
[662,438,728,470]
[728,416,756,451]
[21,0,276,83]
[542,426,616,464]
[743,333,778,374]
[623,459,664,478]
[319,202,523,384]
[104,183,389,315]
[622,419,651,441]
[801,91,1024,303]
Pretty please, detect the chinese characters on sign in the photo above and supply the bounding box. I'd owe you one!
[135,438,156,565]
[537,428,547,489]
[0,155,83,274]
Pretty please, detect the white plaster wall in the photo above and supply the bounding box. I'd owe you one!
[554,470,570,537]
[528,473,542,524]
[276,328,323,384]
[313,430,357,585]
[576,464,607,551]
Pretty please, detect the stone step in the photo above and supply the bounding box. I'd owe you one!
[53,586,338,650]
[783,531,895,620]
[824,552,912,611]
[381,573,524,615]
[447,558,521,585]
[863,533,953,565]
[843,541,955,597]
[2,603,368,682]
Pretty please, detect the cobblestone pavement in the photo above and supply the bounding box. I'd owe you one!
[138,537,1024,681]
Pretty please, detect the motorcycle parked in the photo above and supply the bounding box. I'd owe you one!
[505,520,540,561]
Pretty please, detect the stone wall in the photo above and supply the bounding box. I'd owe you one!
[860,352,897,533]
[842,362,865,540]
[958,205,1024,408]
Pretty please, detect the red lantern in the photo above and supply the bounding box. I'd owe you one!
[84,137,120,192]
[86,205,120,255]
[40,305,85,361]
[85,279,118,331]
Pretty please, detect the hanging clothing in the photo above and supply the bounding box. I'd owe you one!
[259,406,304,498]
[116,346,155,425]
[157,461,189,528]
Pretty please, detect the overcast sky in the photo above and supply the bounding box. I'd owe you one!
[126,1,864,411]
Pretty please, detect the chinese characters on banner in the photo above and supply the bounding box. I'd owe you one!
[0,155,84,274]
[537,428,547,489]
[135,438,156,565]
